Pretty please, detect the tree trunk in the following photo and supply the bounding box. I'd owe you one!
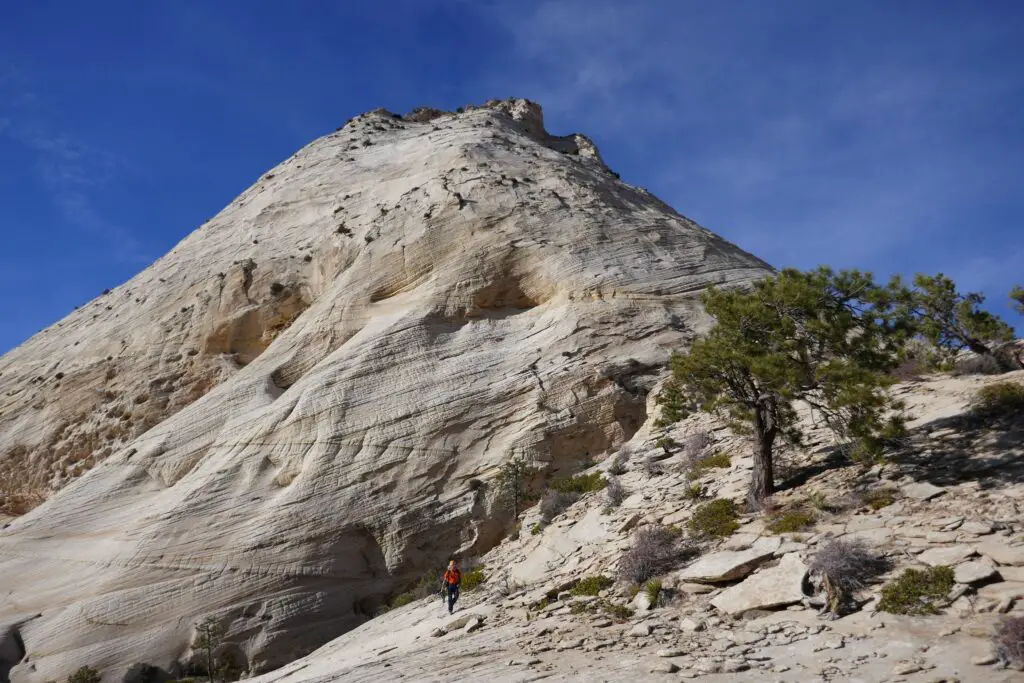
[964,337,992,356]
[749,406,778,506]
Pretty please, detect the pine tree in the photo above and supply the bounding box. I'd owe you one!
[660,267,906,505]
[494,457,530,519]
[194,617,224,683]
[894,273,1014,357]
[1011,285,1024,316]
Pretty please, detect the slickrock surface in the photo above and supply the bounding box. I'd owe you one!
[250,371,1024,683]
[0,99,771,681]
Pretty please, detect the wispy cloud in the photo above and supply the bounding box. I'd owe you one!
[0,68,148,264]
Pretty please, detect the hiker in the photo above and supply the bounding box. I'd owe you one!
[442,559,461,614]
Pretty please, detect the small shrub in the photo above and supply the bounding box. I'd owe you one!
[539,489,579,523]
[570,575,614,597]
[993,615,1024,667]
[67,667,102,683]
[551,472,607,495]
[655,436,676,453]
[605,476,626,509]
[861,488,897,510]
[877,566,955,615]
[683,481,703,500]
[462,567,485,591]
[766,509,815,534]
[971,381,1024,420]
[689,451,731,478]
[810,538,892,614]
[687,499,739,539]
[619,525,696,584]
[530,522,542,535]
[644,578,663,607]
[598,599,633,621]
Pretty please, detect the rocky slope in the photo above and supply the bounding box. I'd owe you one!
[0,99,771,682]
[250,371,1024,683]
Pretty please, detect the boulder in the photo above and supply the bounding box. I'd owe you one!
[678,548,776,583]
[711,554,808,615]
[954,558,998,584]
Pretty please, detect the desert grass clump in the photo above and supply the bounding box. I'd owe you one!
[860,488,897,510]
[877,566,955,615]
[766,508,816,534]
[619,525,695,585]
[993,615,1024,667]
[570,575,614,597]
[539,489,579,523]
[810,539,892,614]
[687,498,739,539]
[644,578,663,607]
[971,381,1024,421]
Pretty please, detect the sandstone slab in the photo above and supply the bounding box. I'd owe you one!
[977,540,1024,566]
[917,545,976,566]
[677,547,776,583]
[901,482,947,501]
[710,554,808,615]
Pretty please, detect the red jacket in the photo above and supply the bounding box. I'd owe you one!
[443,567,461,586]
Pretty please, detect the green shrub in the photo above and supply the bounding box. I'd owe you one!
[530,522,543,535]
[861,488,896,510]
[687,498,739,538]
[877,566,955,615]
[971,381,1024,420]
[67,667,101,683]
[597,599,633,621]
[644,578,662,607]
[683,481,703,500]
[766,509,815,534]
[462,567,485,591]
[570,575,614,597]
[551,472,608,495]
[690,452,731,478]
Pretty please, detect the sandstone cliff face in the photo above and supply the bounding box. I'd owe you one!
[0,99,770,681]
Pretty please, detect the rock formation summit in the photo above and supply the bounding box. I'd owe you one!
[0,99,770,681]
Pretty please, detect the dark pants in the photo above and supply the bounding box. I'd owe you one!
[446,583,459,613]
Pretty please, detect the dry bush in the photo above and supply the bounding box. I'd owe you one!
[683,430,711,462]
[605,476,626,509]
[993,615,1024,667]
[643,455,664,478]
[619,525,695,585]
[539,489,579,523]
[810,538,892,614]
[952,353,1008,376]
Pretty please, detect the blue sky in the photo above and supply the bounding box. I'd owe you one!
[1,1,1022,353]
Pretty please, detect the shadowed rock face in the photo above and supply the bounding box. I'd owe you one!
[0,99,771,681]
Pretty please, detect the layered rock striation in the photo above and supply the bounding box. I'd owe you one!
[0,99,770,681]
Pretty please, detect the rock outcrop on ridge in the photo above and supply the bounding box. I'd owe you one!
[0,99,771,681]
